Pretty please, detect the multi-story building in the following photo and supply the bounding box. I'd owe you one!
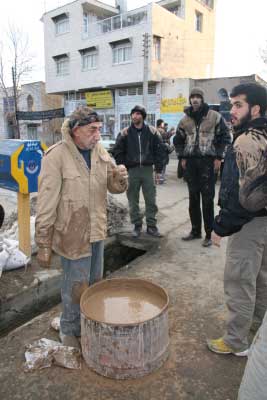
[0,81,63,145]
[42,0,216,134]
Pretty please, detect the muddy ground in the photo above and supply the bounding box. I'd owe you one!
[0,159,249,400]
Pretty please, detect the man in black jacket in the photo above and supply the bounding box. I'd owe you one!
[173,87,231,247]
[208,83,267,356]
[113,105,163,238]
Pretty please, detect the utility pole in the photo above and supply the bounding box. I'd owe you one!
[142,33,150,109]
[12,66,20,139]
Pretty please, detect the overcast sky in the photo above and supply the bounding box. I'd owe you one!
[0,0,267,86]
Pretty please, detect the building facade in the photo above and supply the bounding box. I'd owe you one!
[0,81,63,145]
[42,0,216,135]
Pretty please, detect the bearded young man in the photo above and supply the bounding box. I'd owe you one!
[35,106,128,349]
[173,87,230,247]
[208,83,267,356]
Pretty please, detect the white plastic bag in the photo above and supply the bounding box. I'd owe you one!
[0,239,30,277]
[24,338,81,372]
[50,316,61,332]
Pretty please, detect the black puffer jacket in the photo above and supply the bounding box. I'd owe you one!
[113,123,163,173]
[213,118,267,237]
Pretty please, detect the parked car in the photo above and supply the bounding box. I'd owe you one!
[99,134,116,154]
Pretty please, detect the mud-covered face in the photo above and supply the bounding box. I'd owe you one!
[190,95,203,110]
[73,122,102,150]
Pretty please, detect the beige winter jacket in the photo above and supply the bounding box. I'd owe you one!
[35,120,128,260]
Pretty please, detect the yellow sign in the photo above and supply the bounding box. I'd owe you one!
[160,96,187,113]
[85,90,113,109]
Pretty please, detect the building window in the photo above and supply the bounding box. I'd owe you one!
[83,12,89,33]
[27,95,34,112]
[27,125,38,140]
[80,47,98,70]
[153,36,161,62]
[111,40,132,65]
[166,0,185,18]
[118,89,127,96]
[52,13,70,35]
[3,97,15,113]
[200,0,214,9]
[120,114,131,129]
[53,54,70,76]
[147,114,156,126]
[195,11,203,32]
[83,12,99,34]
[148,85,156,94]
[128,87,137,96]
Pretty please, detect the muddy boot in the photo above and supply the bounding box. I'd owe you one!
[59,332,81,350]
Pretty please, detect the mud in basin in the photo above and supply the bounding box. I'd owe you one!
[80,278,169,379]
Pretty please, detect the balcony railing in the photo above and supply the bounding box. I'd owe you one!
[84,8,148,38]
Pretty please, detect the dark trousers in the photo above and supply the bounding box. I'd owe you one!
[127,166,158,227]
[184,158,215,238]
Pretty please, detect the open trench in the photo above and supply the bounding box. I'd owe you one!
[0,235,154,337]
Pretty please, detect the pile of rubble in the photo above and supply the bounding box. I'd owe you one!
[0,194,128,277]
[107,194,128,235]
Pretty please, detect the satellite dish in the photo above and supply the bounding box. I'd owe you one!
[218,88,229,101]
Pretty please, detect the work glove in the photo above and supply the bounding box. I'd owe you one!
[37,247,52,268]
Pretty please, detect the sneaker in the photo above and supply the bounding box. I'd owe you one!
[59,332,81,350]
[202,237,212,247]
[132,225,142,238]
[207,337,249,357]
[182,232,202,241]
[146,226,162,237]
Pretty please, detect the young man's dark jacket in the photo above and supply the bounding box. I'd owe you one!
[213,117,267,237]
[173,103,231,159]
[158,127,173,166]
[113,123,163,173]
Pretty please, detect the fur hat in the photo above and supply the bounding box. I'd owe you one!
[130,105,147,120]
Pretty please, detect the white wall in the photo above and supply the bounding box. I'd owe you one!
[160,78,191,128]
[43,0,150,94]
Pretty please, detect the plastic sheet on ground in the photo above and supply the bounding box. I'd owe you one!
[50,316,61,332]
[0,238,30,278]
[24,338,81,372]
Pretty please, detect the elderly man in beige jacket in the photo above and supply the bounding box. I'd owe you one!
[35,106,128,348]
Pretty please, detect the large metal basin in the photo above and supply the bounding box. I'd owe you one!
[80,278,169,379]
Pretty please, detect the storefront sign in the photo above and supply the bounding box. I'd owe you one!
[160,96,187,113]
[85,90,113,109]
[16,108,65,120]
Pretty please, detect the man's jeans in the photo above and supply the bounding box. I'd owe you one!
[60,240,104,336]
